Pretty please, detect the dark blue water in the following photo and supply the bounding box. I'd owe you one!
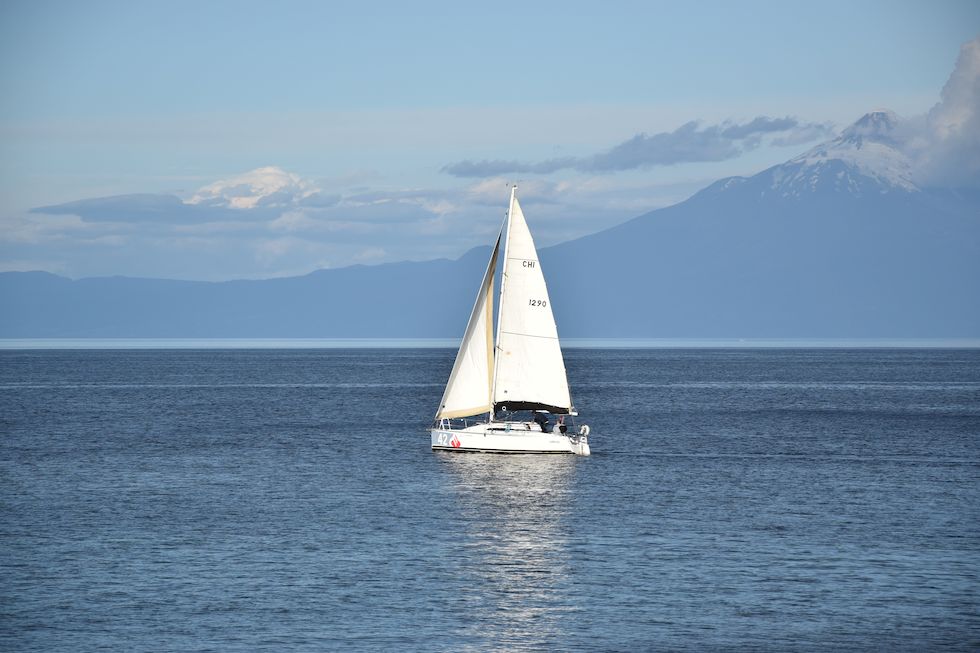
[2,348,979,651]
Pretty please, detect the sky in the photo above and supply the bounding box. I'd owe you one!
[1,0,978,280]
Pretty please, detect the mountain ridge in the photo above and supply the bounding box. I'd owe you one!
[3,112,978,338]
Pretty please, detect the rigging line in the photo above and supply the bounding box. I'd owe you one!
[499,330,559,340]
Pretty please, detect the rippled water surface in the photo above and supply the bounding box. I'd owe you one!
[2,348,979,651]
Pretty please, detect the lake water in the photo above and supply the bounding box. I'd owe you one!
[1,348,978,651]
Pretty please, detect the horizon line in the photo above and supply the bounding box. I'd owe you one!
[2,338,978,350]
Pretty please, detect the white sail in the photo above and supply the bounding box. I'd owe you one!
[492,191,573,413]
[435,233,500,419]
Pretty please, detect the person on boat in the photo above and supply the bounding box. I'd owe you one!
[533,411,551,433]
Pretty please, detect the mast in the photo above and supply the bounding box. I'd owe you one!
[489,185,517,418]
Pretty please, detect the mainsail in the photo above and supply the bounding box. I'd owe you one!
[492,191,573,414]
[435,233,500,419]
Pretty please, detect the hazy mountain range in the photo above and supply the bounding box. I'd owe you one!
[3,111,978,338]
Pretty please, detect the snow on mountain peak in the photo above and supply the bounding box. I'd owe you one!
[188,166,319,209]
[842,109,901,143]
[776,111,918,195]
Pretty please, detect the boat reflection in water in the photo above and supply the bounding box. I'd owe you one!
[437,453,583,648]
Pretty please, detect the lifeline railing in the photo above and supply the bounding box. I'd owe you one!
[432,414,585,435]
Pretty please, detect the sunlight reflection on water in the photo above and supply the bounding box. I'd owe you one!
[439,454,582,650]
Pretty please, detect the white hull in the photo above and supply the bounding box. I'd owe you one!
[431,421,590,456]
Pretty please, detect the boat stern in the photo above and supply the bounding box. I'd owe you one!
[431,428,463,450]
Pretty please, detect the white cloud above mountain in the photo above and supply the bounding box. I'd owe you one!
[912,36,980,188]
[441,117,835,177]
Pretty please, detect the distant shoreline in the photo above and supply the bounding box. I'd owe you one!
[2,338,979,350]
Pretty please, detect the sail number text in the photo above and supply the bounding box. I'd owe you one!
[529,299,548,308]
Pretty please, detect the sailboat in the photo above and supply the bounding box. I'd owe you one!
[431,187,591,455]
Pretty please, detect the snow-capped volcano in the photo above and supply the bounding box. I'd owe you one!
[769,110,917,196]
[701,110,920,201]
[187,166,321,209]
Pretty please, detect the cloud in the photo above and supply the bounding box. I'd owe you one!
[31,193,241,224]
[587,121,740,171]
[14,167,523,277]
[5,167,712,280]
[441,157,577,177]
[188,166,338,209]
[25,168,461,253]
[254,236,297,264]
[1,211,94,244]
[354,247,387,262]
[771,121,836,147]
[718,116,799,139]
[442,116,834,177]
[29,167,342,226]
[910,36,980,188]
